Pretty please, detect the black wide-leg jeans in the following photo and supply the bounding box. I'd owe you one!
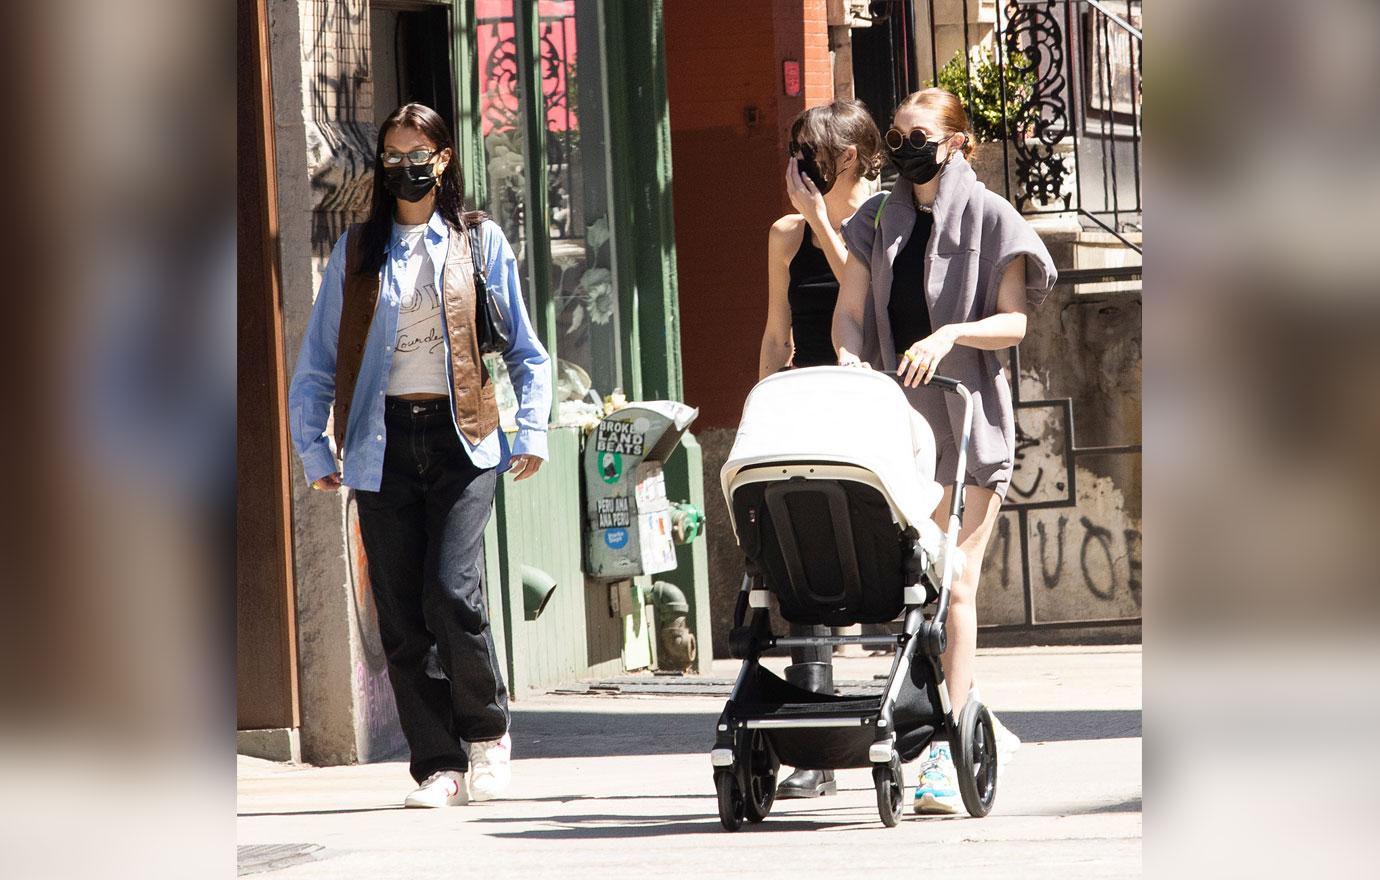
[354,396,510,783]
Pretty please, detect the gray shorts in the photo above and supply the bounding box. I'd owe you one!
[902,381,1012,502]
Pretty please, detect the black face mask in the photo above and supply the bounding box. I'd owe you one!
[791,142,834,195]
[382,162,438,202]
[889,139,947,185]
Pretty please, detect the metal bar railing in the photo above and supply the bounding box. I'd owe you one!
[1128,1,1142,212]
[1076,205,1143,254]
[1063,0,1085,222]
[1084,0,1142,40]
[925,2,1141,249]
[995,2,1013,203]
[1101,11,1119,229]
[961,0,977,129]
[927,0,940,85]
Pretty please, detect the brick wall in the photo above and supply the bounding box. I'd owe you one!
[803,0,832,107]
[666,0,834,429]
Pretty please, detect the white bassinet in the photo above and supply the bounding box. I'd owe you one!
[720,367,954,578]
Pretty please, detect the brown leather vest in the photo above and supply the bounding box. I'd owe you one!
[333,223,500,454]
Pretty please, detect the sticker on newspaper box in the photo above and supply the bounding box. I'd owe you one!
[598,450,623,484]
[603,528,630,549]
[595,420,646,456]
[595,496,632,528]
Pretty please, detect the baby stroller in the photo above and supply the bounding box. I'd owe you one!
[711,367,998,830]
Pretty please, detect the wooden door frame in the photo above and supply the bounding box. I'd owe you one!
[237,0,301,731]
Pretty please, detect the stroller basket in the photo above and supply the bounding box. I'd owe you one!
[726,662,942,772]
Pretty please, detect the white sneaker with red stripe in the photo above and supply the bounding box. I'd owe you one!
[467,733,512,801]
[403,770,468,808]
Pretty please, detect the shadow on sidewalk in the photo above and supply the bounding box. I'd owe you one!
[239,805,407,818]
[471,810,880,839]
[997,710,1141,742]
[509,708,1141,759]
[510,710,721,758]
[1024,796,1142,816]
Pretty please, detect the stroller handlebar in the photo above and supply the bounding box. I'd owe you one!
[916,374,962,394]
[887,372,974,531]
[887,371,963,395]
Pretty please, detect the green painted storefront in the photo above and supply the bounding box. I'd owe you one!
[447,0,712,689]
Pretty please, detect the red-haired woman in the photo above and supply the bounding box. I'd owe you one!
[834,88,1056,815]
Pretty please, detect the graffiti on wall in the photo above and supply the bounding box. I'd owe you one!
[302,0,376,254]
[979,477,1142,626]
[1007,403,1069,505]
[976,379,1142,628]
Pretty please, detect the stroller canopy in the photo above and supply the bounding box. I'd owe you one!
[720,367,942,530]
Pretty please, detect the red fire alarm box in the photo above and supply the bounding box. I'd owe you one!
[782,59,801,97]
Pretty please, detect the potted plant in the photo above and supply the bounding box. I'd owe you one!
[931,46,1036,203]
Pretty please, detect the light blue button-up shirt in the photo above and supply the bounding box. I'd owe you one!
[288,212,551,491]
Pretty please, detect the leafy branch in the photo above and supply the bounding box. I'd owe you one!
[931,47,1037,143]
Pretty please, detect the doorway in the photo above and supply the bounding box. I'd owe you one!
[371,0,457,132]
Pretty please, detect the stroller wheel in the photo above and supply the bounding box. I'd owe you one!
[742,730,778,823]
[954,700,999,818]
[872,754,904,827]
[715,770,746,831]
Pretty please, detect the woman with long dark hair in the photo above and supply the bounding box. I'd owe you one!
[288,103,551,807]
[835,88,1055,815]
[760,99,883,799]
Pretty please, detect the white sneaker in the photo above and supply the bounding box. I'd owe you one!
[990,710,1022,768]
[404,770,468,808]
[467,733,512,801]
[969,688,1020,769]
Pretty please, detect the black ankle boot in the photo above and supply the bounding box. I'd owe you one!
[776,661,837,797]
[776,767,837,798]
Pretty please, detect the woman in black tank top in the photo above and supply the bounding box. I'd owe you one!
[758,101,885,800]
[784,225,839,366]
[760,100,883,378]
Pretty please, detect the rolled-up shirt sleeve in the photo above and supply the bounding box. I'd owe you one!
[287,229,349,485]
[484,221,551,461]
[988,196,1059,310]
[841,191,886,262]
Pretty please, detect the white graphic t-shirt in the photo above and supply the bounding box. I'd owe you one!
[386,223,450,396]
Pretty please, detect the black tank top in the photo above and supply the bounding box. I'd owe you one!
[786,224,840,368]
[888,211,934,355]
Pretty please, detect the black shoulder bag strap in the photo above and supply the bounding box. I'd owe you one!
[468,221,510,355]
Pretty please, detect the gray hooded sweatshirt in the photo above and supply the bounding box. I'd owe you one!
[841,155,1057,497]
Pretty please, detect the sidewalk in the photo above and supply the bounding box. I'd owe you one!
[237,646,1141,879]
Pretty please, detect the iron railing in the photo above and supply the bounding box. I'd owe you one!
[917,0,1142,253]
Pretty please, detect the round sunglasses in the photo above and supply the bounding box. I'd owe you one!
[884,127,947,151]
